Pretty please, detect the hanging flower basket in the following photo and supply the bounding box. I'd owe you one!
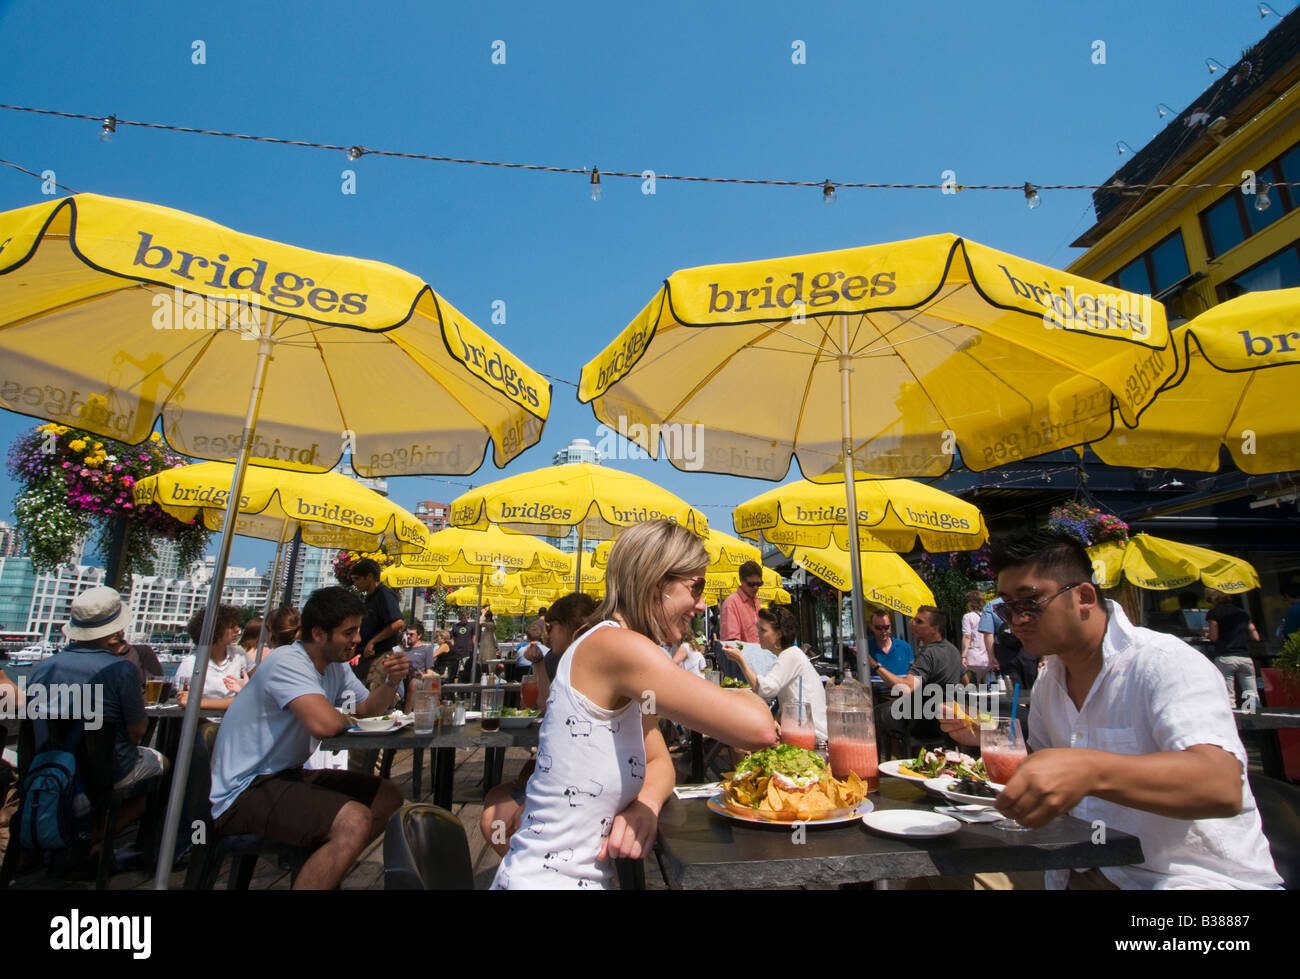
[8,423,210,577]
[1047,502,1129,546]
[332,547,396,586]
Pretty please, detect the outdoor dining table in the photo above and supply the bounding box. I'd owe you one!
[320,720,540,806]
[652,776,1142,889]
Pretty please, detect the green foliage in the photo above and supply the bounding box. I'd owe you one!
[1277,630,1300,677]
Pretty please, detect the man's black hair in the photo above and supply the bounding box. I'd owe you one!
[407,621,425,638]
[989,530,1094,586]
[301,586,365,641]
[737,560,762,581]
[351,558,381,581]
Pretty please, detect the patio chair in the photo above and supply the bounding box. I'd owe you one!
[383,802,474,889]
[1248,772,1300,889]
[1,718,159,890]
[183,724,310,889]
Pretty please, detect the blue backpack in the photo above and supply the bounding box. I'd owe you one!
[17,721,91,851]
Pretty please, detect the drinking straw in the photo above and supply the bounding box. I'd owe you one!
[799,675,804,723]
[1010,682,1021,744]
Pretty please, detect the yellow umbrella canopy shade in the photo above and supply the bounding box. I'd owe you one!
[397,525,570,575]
[382,566,483,589]
[1088,534,1260,594]
[784,544,936,618]
[0,194,549,476]
[593,527,759,570]
[1092,288,1300,474]
[132,461,429,554]
[450,462,708,540]
[579,235,1171,480]
[733,476,987,553]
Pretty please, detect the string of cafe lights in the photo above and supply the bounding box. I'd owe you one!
[3,103,1298,210]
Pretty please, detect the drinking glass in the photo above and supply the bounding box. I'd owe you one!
[778,701,816,750]
[827,708,878,790]
[520,674,539,711]
[481,685,504,731]
[413,703,437,734]
[980,716,1030,831]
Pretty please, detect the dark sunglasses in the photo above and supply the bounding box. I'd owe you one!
[742,579,762,588]
[680,576,706,598]
[872,624,891,631]
[994,583,1084,624]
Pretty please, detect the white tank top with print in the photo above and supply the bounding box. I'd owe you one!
[492,620,646,890]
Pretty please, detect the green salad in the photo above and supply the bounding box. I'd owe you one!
[721,677,750,688]
[501,707,539,717]
[734,744,826,780]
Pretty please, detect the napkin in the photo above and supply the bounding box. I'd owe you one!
[674,782,723,800]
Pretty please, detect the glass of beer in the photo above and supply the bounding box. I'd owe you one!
[520,674,539,711]
[144,678,165,706]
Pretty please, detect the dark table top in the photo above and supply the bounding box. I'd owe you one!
[144,702,227,717]
[656,777,1142,889]
[319,719,539,751]
[1233,706,1300,730]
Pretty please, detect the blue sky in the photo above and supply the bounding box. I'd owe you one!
[0,0,1279,571]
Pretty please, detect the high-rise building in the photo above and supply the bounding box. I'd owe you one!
[414,502,450,534]
[552,438,602,467]
[274,543,336,609]
[151,537,202,580]
[28,564,107,644]
[0,521,23,559]
[0,557,37,633]
[124,561,267,640]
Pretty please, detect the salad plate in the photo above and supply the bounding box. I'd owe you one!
[878,760,931,784]
[927,774,1005,805]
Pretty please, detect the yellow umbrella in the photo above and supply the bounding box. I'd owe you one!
[593,527,760,570]
[381,566,483,589]
[580,235,1170,676]
[1092,288,1300,473]
[450,462,708,589]
[133,460,430,662]
[1088,534,1260,593]
[133,461,429,553]
[733,476,986,553]
[0,193,551,887]
[398,525,569,575]
[784,544,936,618]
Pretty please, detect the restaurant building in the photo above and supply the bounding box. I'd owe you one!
[930,8,1300,644]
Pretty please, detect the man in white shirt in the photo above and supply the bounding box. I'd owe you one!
[209,586,409,890]
[942,530,1281,890]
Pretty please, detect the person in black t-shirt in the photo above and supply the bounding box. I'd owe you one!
[1206,590,1259,709]
[349,559,405,685]
[446,609,477,681]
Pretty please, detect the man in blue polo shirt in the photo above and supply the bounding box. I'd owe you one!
[861,607,913,679]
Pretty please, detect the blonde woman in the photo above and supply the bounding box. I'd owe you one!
[492,520,777,889]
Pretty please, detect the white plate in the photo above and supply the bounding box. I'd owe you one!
[861,809,961,838]
[926,775,1004,805]
[878,760,932,785]
[499,714,539,729]
[706,795,874,827]
[346,717,413,735]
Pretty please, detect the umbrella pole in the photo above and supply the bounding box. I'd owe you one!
[254,518,291,668]
[471,567,485,685]
[575,524,584,593]
[154,334,276,890]
[836,314,871,679]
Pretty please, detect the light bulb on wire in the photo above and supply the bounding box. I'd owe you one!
[347,146,365,162]
[1206,58,1228,75]
[589,167,602,202]
[822,179,837,204]
[1023,182,1041,210]
[1256,182,1273,212]
[100,115,117,144]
